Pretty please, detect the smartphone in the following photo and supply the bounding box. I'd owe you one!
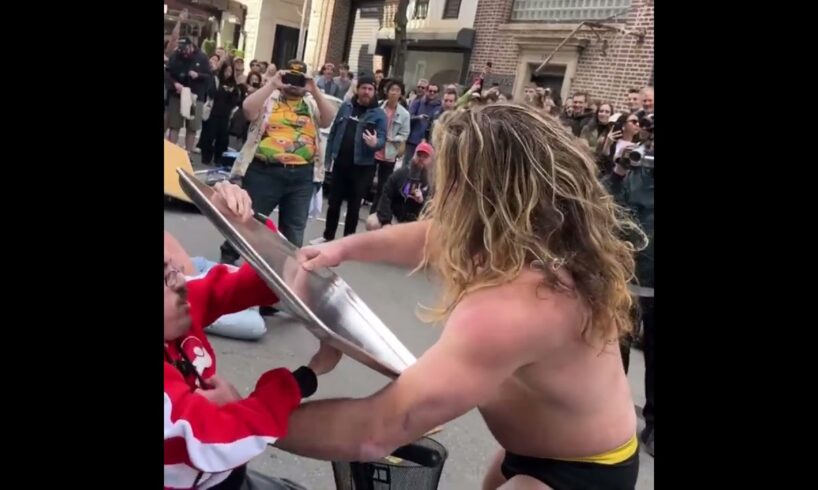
[365,122,377,133]
[282,71,306,87]
[612,118,626,133]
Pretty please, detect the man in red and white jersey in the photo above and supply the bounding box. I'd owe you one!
[164,182,341,489]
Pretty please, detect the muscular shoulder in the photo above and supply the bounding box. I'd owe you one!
[445,275,579,359]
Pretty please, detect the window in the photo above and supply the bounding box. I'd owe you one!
[443,0,462,19]
[413,0,429,20]
[511,0,632,22]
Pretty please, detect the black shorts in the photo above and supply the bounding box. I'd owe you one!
[501,448,639,490]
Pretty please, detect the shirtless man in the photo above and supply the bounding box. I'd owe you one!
[268,105,641,489]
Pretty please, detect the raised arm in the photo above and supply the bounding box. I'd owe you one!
[243,70,279,121]
[165,9,188,56]
[300,220,430,271]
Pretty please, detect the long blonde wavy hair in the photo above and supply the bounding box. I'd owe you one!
[419,103,641,343]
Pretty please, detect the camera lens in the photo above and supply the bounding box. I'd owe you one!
[628,151,642,163]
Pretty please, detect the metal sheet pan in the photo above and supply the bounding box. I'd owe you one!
[177,168,417,378]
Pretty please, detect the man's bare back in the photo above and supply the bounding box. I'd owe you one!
[464,268,636,460]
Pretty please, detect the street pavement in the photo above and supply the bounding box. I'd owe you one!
[164,193,654,490]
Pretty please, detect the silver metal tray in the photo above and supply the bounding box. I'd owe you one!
[177,168,417,378]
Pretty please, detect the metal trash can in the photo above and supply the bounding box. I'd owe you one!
[332,437,448,490]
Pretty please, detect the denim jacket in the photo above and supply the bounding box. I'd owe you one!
[324,97,387,167]
[379,101,410,162]
[407,97,441,145]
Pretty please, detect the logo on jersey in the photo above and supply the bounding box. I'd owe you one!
[180,336,213,375]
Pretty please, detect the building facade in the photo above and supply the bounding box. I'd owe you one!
[164,0,310,71]
[375,0,477,88]
[469,0,654,109]
[240,0,307,68]
[305,0,477,87]
[164,0,247,52]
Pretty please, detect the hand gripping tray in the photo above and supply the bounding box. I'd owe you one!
[177,168,417,378]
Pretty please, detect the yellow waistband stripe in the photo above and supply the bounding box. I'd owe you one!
[555,433,639,465]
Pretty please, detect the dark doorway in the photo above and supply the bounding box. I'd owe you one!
[232,26,241,52]
[529,63,566,101]
[272,25,300,67]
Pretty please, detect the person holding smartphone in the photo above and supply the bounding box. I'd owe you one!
[366,141,433,231]
[220,59,337,263]
[600,112,641,175]
[314,72,387,243]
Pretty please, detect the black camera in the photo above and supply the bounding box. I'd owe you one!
[619,144,653,169]
[282,71,306,87]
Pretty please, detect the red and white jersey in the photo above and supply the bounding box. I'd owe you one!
[164,221,303,489]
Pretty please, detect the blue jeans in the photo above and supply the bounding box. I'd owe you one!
[191,257,267,341]
[243,160,315,247]
[403,143,418,168]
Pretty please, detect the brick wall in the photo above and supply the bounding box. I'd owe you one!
[570,0,654,112]
[470,0,517,76]
[324,0,352,65]
[469,0,654,111]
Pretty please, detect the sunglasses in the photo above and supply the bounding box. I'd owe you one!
[417,86,427,90]
[427,89,438,94]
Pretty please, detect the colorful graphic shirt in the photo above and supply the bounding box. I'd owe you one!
[255,97,317,165]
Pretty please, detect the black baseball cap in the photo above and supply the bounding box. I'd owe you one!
[286,59,308,75]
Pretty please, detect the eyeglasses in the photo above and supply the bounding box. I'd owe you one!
[417,86,427,91]
[427,89,438,94]
[164,265,185,289]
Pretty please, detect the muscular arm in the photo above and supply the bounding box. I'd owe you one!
[339,220,429,269]
[274,299,537,461]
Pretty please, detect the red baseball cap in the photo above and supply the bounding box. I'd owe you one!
[415,141,434,157]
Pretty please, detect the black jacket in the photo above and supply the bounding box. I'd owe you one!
[208,81,242,119]
[562,109,594,137]
[167,49,212,101]
[376,165,430,225]
[602,165,654,288]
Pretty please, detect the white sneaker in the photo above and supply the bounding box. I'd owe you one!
[309,237,327,245]
[192,148,201,154]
